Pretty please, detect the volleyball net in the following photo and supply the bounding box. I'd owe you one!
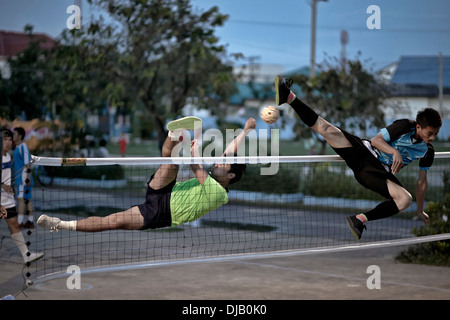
[9,152,450,282]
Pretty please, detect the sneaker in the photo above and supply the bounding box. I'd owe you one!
[275,76,293,106]
[25,251,44,263]
[167,116,203,132]
[346,215,367,240]
[37,214,61,232]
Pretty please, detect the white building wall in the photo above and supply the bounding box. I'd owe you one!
[383,95,450,140]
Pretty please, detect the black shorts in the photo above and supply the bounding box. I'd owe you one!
[137,174,175,230]
[4,207,18,219]
[332,129,403,200]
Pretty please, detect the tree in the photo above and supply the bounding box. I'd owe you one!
[43,27,125,129]
[0,73,13,120]
[4,25,50,120]
[290,54,390,154]
[85,0,237,145]
[5,1,237,147]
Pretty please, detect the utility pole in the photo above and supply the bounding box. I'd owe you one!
[340,30,348,70]
[75,0,82,26]
[438,52,444,117]
[310,0,328,78]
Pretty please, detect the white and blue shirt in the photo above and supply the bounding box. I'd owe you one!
[373,119,434,172]
[2,153,16,209]
[14,142,34,198]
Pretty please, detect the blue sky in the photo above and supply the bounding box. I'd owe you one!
[1,0,449,73]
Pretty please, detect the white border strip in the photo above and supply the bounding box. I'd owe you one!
[30,152,450,166]
[34,233,450,284]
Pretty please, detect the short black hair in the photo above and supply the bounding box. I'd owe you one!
[222,153,247,185]
[416,108,442,129]
[228,163,247,185]
[14,127,26,140]
[2,128,13,138]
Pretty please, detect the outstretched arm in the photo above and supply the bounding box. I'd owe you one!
[416,169,430,224]
[222,118,256,156]
[190,139,209,185]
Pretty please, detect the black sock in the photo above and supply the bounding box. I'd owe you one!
[364,200,400,221]
[290,97,319,127]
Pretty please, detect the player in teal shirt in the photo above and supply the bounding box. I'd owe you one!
[275,76,442,240]
[38,117,256,232]
[374,119,435,172]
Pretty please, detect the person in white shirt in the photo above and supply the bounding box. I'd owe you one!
[1,129,43,263]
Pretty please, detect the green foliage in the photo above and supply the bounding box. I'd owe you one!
[4,25,49,120]
[5,0,237,145]
[293,55,387,131]
[444,171,450,195]
[300,163,383,200]
[85,0,237,142]
[396,194,450,266]
[42,165,125,181]
[289,54,392,150]
[229,163,300,194]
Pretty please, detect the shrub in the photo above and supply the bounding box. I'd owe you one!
[229,163,300,194]
[40,165,125,180]
[396,194,450,266]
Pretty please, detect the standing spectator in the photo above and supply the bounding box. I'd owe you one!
[97,139,110,157]
[88,140,96,157]
[13,127,34,229]
[2,129,43,263]
[119,132,128,157]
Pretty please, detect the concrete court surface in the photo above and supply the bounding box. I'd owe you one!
[2,245,450,301]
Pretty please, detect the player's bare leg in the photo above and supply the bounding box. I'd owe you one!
[386,179,413,212]
[38,206,145,232]
[149,135,180,190]
[310,117,352,149]
[151,116,203,190]
[275,76,351,149]
[75,206,144,232]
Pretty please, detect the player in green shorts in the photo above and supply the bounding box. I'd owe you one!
[37,116,256,232]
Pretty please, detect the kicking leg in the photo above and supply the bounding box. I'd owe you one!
[76,206,144,232]
[149,135,180,190]
[150,116,203,190]
[37,206,145,232]
[39,136,182,232]
[275,76,351,149]
[311,117,352,149]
